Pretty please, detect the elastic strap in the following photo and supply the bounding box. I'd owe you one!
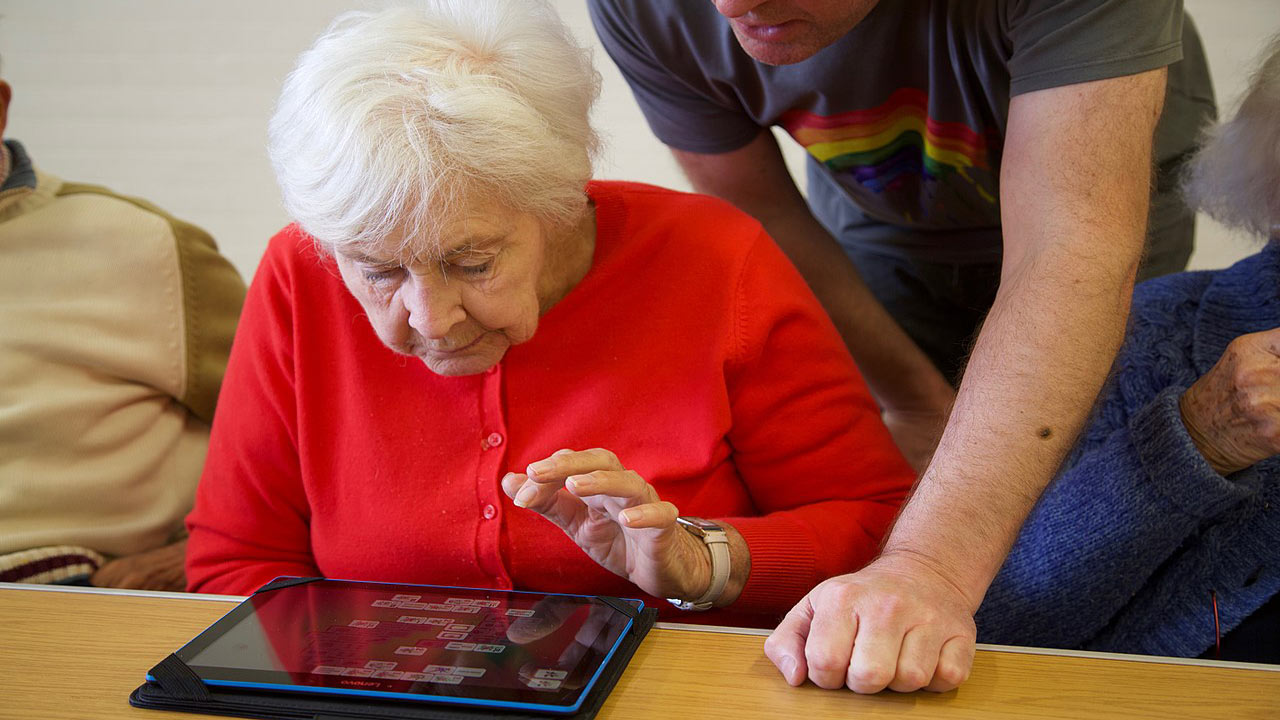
[147,653,211,702]
[595,595,641,619]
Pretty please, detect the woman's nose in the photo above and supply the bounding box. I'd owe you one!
[403,276,465,339]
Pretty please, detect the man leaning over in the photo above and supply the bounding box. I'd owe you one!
[588,0,1216,693]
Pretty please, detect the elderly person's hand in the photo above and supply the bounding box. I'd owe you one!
[91,539,187,592]
[503,448,747,605]
[1180,327,1280,475]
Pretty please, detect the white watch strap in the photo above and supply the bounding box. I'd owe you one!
[691,530,730,606]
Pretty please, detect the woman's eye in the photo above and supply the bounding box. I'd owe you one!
[454,260,493,277]
[363,267,402,284]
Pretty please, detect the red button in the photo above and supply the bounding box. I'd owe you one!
[485,432,504,449]
[482,504,497,520]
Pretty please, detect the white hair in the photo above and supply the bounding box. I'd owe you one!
[1183,34,1280,239]
[268,0,601,257]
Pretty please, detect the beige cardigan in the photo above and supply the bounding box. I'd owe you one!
[0,159,245,560]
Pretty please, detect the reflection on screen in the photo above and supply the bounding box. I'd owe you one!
[183,581,633,703]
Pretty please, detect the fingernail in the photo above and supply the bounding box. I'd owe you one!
[513,484,537,508]
[781,656,797,682]
[566,475,588,492]
[527,461,553,478]
[619,508,636,524]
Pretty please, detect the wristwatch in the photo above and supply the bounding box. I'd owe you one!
[667,516,730,611]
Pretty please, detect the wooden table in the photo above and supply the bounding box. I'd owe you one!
[2,584,1277,719]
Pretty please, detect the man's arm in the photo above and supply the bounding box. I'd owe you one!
[764,67,1168,692]
[672,132,956,469]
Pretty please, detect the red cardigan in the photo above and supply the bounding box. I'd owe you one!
[186,181,913,624]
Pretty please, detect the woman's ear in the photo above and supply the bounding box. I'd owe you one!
[0,80,12,138]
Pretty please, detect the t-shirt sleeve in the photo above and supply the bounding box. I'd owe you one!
[1005,0,1184,96]
[587,0,763,153]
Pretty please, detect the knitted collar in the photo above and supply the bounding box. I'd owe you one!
[1192,240,1280,374]
[0,140,36,193]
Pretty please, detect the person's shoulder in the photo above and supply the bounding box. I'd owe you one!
[259,223,334,278]
[588,0,714,26]
[591,179,762,229]
[50,182,243,292]
[54,181,212,246]
[587,0,729,60]
[590,179,767,259]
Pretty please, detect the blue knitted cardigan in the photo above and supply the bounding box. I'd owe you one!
[976,243,1280,657]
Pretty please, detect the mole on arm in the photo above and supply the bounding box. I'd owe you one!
[1038,427,1053,439]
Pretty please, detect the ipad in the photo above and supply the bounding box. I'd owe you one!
[161,578,644,714]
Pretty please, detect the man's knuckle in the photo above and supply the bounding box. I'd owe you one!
[892,667,930,691]
[849,664,894,690]
[827,582,865,607]
[933,662,968,688]
[806,655,847,677]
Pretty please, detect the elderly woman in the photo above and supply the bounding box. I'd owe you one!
[184,1,913,624]
[976,36,1280,663]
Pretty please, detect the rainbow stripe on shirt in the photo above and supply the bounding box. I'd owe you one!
[779,87,997,225]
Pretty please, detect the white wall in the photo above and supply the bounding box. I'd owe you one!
[1,1,1276,279]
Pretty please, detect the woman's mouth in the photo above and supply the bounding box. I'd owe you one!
[425,333,486,356]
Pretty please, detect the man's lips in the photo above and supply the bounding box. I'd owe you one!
[731,17,803,43]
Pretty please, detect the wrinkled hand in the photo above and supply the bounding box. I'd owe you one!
[91,540,187,591]
[502,448,710,600]
[1180,327,1280,475]
[764,553,976,694]
[881,408,950,473]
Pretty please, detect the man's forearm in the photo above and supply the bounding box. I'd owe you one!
[882,246,1137,606]
[882,68,1164,607]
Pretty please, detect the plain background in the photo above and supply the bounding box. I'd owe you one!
[1,1,1277,279]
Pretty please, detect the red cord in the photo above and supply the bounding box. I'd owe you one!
[1211,589,1221,660]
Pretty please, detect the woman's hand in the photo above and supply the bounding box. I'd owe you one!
[1180,328,1280,475]
[502,448,744,603]
[91,539,187,591]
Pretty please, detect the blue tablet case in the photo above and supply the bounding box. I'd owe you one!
[129,578,656,720]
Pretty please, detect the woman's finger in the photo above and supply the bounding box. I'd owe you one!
[526,448,623,481]
[565,469,657,504]
[503,472,561,510]
[503,472,589,532]
[617,500,679,529]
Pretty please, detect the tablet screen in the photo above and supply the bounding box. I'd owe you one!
[171,579,643,714]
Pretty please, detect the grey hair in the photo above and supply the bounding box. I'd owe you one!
[268,0,601,257]
[1183,34,1280,239]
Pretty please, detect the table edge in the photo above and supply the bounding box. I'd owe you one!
[4,582,1275,673]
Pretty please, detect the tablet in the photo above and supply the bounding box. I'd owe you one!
[160,578,644,714]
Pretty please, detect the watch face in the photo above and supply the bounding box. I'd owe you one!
[676,517,723,533]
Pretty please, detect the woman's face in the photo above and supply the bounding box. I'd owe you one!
[333,200,550,376]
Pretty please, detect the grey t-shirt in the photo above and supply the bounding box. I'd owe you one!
[590,0,1215,246]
